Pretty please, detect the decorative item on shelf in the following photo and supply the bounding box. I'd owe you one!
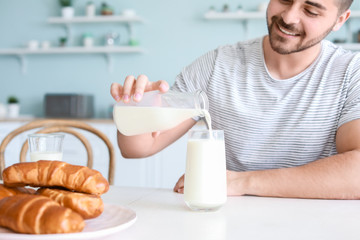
[7,96,20,119]
[59,0,74,18]
[129,38,139,46]
[83,33,94,48]
[237,5,243,13]
[27,40,39,50]
[86,1,96,17]
[222,4,230,12]
[104,32,119,46]
[208,6,216,14]
[59,37,67,47]
[101,2,114,15]
[41,41,51,49]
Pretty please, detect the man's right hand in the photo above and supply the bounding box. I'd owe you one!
[110,74,169,103]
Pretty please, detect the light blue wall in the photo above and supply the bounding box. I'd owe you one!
[0,0,359,118]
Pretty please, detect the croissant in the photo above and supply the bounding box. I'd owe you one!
[3,160,109,195]
[37,187,104,219]
[0,184,35,200]
[0,195,85,234]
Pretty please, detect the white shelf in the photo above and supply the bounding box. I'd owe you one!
[204,11,265,20]
[48,15,143,24]
[0,46,143,73]
[204,10,360,41]
[204,10,360,20]
[350,10,360,17]
[0,14,145,74]
[204,11,266,39]
[0,46,143,55]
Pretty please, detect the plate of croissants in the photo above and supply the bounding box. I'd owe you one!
[0,160,137,239]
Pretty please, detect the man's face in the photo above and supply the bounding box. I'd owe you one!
[266,0,341,54]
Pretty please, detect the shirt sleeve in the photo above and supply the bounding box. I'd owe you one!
[171,48,218,93]
[338,54,360,128]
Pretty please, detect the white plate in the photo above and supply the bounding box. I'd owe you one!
[0,204,136,239]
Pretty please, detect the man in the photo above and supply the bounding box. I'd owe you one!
[111,0,360,199]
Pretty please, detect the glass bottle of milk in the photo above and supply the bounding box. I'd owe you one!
[113,90,209,136]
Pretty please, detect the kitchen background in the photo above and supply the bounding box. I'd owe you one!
[1,0,359,118]
[0,0,359,188]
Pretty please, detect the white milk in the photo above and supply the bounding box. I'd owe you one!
[113,106,201,136]
[184,137,227,210]
[30,151,63,162]
[202,109,212,131]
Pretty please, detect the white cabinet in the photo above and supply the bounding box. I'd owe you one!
[0,119,188,189]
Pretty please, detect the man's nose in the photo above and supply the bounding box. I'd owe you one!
[281,5,301,25]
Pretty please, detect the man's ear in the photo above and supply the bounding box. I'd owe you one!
[332,9,351,32]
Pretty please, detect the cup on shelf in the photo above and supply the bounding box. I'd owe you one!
[41,41,50,49]
[27,40,39,50]
[83,33,94,47]
[28,133,65,162]
[86,2,96,17]
[61,6,74,18]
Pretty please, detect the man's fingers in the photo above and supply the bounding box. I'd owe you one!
[133,74,150,102]
[147,80,169,93]
[122,75,136,102]
[110,83,123,102]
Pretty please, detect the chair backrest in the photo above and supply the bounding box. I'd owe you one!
[0,119,115,185]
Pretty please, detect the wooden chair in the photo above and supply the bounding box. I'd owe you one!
[0,119,115,184]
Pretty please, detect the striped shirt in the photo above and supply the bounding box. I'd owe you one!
[172,37,360,171]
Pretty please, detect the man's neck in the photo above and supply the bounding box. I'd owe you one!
[263,36,322,80]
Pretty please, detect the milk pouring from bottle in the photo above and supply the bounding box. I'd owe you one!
[113,90,209,136]
[112,90,227,211]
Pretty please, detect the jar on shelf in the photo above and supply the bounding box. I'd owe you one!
[105,32,119,46]
[86,1,96,17]
[83,33,94,48]
[222,4,229,12]
[101,2,114,15]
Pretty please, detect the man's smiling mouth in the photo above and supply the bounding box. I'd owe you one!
[277,24,300,36]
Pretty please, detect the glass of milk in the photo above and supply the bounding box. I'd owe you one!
[28,133,65,161]
[184,130,227,211]
[113,90,209,136]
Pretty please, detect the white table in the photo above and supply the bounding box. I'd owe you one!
[101,186,360,240]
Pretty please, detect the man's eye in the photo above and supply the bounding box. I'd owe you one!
[305,9,319,16]
[280,0,292,4]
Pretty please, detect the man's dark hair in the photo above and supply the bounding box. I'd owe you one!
[337,0,353,14]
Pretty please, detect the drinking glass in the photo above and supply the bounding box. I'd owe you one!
[28,133,65,161]
[184,130,227,211]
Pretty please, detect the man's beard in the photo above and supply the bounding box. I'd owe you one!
[266,15,335,55]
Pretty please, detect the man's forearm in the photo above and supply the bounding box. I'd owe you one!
[229,150,360,199]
